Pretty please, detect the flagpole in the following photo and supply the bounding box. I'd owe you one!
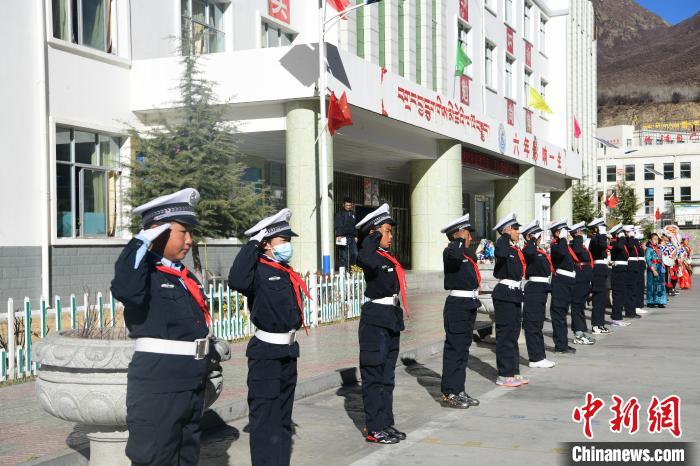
[318,1,380,274]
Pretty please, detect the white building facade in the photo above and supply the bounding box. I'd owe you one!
[0,0,596,301]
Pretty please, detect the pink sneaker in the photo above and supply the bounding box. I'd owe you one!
[496,376,522,387]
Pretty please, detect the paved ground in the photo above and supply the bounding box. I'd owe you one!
[199,287,700,465]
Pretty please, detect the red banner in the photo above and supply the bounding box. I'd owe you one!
[506,27,514,55]
[507,99,515,126]
[268,0,290,23]
[460,75,470,106]
[459,0,469,21]
[525,41,532,68]
[462,148,519,177]
[525,109,532,133]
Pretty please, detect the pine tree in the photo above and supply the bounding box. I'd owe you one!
[607,181,641,226]
[128,40,272,275]
[572,182,596,225]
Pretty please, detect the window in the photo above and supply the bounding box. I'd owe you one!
[663,162,674,180]
[51,0,115,53]
[55,127,121,238]
[624,164,635,182]
[484,0,496,13]
[523,1,532,39]
[681,187,691,202]
[626,138,632,147]
[644,188,654,215]
[505,0,513,25]
[485,42,495,88]
[539,15,547,53]
[523,70,532,106]
[261,21,294,48]
[664,187,674,212]
[680,162,691,178]
[458,22,471,74]
[597,166,601,183]
[606,165,616,182]
[181,0,226,55]
[539,79,548,113]
[644,163,655,180]
[505,57,514,99]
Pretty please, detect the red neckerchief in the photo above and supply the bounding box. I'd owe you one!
[376,249,410,319]
[567,245,581,263]
[155,265,212,326]
[258,256,311,335]
[581,245,594,269]
[649,244,662,264]
[538,248,555,273]
[511,245,527,279]
[463,254,481,286]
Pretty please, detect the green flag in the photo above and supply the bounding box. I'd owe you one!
[455,42,472,76]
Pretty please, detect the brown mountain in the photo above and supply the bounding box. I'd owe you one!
[593,0,700,126]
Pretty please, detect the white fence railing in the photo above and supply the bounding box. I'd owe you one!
[0,271,367,382]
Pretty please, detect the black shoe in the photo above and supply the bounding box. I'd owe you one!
[366,430,399,444]
[647,304,656,308]
[626,314,642,319]
[386,426,407,440]
[457,391,481,407]
[658,304,666,308]
[441,393,470,409]
[554,346,577,354]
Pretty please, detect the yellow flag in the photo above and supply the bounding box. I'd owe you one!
[529,86,553,114]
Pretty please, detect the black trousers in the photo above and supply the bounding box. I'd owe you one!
[637,261,646,308]
[571,269,592,333]
[550,274,575,350]
[126,383,205,466]
[611,265,627,320]
[522,287,547,362]
[247,356,298,466]
[338,236,358,269]
[624,266,638,317]
[591,264,609,327]
[440,297,477,395]
[494,298,522,377]
[359,321,400,432]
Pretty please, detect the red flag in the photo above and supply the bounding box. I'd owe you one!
[574,116,582,139]
[327,0,351,15]
[328,91,353,136]
[605,192,619,209]
[655,208,661,220]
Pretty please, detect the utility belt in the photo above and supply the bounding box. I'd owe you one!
[498,279,521,289]
[628,257,644,261]
[555,268,576,278]
[612,261,628,266]
[135,337,210,360]
[525,276,551,284]
[448,289,479,298]
[255,329,297,345]
[371,295,400,306]
[593,260,609,265]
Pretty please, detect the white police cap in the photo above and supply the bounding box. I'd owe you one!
[549,218,569,232]
[493,212,520,232]
[588,217,606,228]
[355,203,396,232]
[570,221,587,233]
[609,224,623,235]
[520,219,542,237]
[133,188,200,227]
[244,208,298,238]
[441,213,474,235]
[623,224,635,232]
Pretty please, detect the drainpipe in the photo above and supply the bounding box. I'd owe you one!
[37,0,51,299]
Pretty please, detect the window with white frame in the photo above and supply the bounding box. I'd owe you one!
[485,42,496,88]
[523,1,532,39]
[181,0,226,55]
[261,21,295,48]
[56,127,122,238]
[539,15,547,53]
[505,57,514,99]
[505,0,514,25]
[458,22,471,72]
[523,69,532,106]
[51,0,116,53]
[681,186,691,202]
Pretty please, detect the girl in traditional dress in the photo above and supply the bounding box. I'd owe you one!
[678,237,693,289]
[645,232,666,308]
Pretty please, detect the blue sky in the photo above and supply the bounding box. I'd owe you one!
[635,0,699,25]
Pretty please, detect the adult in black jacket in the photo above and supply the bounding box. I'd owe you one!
[492,213,526,388]
[623,226,642,320]
[587,218,612,334]
[439,213,482,408]
[335,197,358,269]
[520,220,555,369]
[228,208,309,466]
[355,203,408,444]
[548,219,578,355]
[112,188,228,466]
[569,222,596,346]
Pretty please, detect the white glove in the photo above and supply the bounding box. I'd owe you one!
[251,228,268,243]
[559,228,568,239]
[598,225,607,234]
[133,223,171,268]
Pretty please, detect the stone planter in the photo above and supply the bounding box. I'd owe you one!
[33,330,222,466]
